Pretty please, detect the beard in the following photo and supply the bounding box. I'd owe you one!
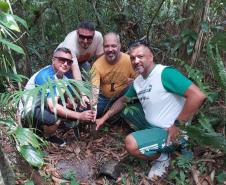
[134,65,144,74]
[105,51,120,64]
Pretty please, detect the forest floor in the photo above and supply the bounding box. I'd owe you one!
[0,118,225,185]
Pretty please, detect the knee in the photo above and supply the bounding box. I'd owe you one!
[125,134,138,154]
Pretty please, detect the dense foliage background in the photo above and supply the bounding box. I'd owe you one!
[0,0,225,184]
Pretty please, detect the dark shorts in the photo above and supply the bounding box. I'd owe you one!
[26,99,72,128]
[33,106,59,126]
[30,99,87,129]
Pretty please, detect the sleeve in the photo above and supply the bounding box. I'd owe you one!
[124,84,137,98]
[161,67,192,96]
[95,32,104,56]
[35,71,48,86]
[35,70,57,98]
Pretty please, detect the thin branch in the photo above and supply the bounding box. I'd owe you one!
[190,0,210,67]
[146,0,166,43]
[90,0,104,31]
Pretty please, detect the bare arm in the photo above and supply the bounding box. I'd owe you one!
[177,83,206,121]
[167,83,206,144]
[96,96,129,130]
[71,59,82,80]
[47,97,95,121]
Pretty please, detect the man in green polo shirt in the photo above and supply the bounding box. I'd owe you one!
[95,42,206,180]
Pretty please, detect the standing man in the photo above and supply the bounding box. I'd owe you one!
[57,21,104,80]
[30,47,95,146]
[96,42,206,180]
[91,32,136,118]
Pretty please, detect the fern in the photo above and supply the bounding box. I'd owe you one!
[206,43,226,91]
[186,113,226,152]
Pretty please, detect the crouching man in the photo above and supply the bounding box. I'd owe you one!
[25,47,95,146]
[95,42,206,180]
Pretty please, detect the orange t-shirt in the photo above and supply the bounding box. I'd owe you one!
[91,52,136,98]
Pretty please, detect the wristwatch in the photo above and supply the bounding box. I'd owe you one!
[174,119,186,126]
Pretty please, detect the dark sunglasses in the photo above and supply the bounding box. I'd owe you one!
[53,56,73,65]
[78,33,94,41]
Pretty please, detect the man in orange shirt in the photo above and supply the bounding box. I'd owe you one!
[91,32,136,118]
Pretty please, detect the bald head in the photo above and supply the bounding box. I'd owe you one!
[104,32,120,45]
[103,32,121,64]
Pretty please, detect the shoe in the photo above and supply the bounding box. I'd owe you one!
[47,135,66,147]
[147,156,170,180]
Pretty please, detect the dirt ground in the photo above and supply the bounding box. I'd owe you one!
[0,119,225,185]
[0,119,159,185]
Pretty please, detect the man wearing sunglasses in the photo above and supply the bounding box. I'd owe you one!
[57,21,104,80]
[22,47,95,146]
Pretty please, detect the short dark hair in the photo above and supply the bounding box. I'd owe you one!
[78,21,95,31]
[54,47,72,55]
[128,40,153,54]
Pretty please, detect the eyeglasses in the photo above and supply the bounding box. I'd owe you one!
[53,56,73,65]
[78,33,94,41]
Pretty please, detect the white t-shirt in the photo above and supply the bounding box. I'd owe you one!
[57,30,103,64]
[126,64,191,128]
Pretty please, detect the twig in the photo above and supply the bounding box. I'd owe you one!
[191,166,201,185]
[146,0,166,43]
[194,159,216,164]
[13,31,27,43]
[52,175,69,184]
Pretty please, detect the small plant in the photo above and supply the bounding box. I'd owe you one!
[62,171,80,185]
[168,155,193,185]
[22,180,35,185]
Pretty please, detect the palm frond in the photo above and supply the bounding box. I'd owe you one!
[206,42,226,91]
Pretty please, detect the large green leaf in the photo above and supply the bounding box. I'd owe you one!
[19,145,44,168]
[0,11,20,32]
[14,127,40,148]
[0,38,25,54]
[10,14,28,30]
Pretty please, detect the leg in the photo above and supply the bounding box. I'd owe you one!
[128,128,171,180]
[33,106,65,146]
[96,94,113,118]
[121,102,151,130]
[43,120,61,137]
[125,134,160,160]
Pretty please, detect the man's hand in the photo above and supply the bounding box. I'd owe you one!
[95,117,105,130]
[80,95,90,109]
[78,110,95,121]
[166,124,180,145]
